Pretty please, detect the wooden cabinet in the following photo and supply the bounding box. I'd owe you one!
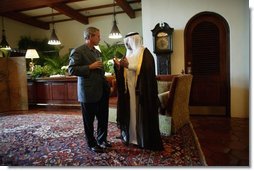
[27,76,116,106]
[66,82,78,101]
[28,77,78,106]
[36,82,52,103]
[27,81,36,103]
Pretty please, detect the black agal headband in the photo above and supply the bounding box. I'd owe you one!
[125,32,139,38]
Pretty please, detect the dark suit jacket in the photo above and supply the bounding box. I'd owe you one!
[68,44,108,103]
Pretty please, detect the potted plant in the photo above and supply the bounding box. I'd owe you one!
[99,41,126,74]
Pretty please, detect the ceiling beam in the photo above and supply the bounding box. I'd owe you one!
[38,8,141,24]
[3,12,49,30]
[115,0,135,18]
[34,1,140,21]
[88,9,141,19]
[0,0,84,14]
[51,3,89,25]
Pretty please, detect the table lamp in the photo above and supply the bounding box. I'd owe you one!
[25,49,39,72]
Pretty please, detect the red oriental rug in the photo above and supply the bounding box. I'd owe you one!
[0,114,206,166]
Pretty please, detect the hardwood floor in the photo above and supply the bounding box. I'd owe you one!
[2,103,249,166]
[191,116,249,166]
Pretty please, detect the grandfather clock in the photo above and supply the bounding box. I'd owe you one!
[151,22,174,74]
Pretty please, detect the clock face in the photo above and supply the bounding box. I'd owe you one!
[152,23,174,54]
[156,32,169,50]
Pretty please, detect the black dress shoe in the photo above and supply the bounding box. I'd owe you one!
[98,141,112,148]
[89,145,103,153]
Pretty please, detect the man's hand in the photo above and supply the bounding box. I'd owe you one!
[89,61,103,69]
[113,57,121,70]
[120,57,129,68]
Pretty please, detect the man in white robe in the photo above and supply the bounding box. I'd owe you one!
[114,32,163,151]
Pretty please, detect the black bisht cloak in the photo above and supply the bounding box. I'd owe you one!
[114,48,163,151]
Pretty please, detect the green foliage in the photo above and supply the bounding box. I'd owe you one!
[31,65,52,78]
[18,36,70,78]
[99,41,126,73]
[30,53,69,79]
[31,61,68,79]
[43,53,69,75]
[18,36,61,67]
[44,53,69,71]
[105,61,114,74]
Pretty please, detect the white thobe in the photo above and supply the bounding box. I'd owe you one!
[126,48,142,145]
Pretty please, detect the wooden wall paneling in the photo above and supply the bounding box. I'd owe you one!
[8,57,28,111]
[0,57,28,113]
[0,58,9,113]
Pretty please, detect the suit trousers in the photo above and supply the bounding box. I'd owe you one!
[81,90,109,147]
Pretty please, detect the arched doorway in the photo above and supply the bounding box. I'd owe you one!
[184,11,230,116]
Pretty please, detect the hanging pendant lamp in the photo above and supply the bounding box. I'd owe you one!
[109,0,122,39]
[0,17,11,50]
[48,8,61,45]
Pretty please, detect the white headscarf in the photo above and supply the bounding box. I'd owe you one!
[124,32,143,58]
[123,32,145,90]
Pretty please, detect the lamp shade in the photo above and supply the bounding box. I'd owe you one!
[25,49,39,59]
[109,20,122,39]
[48,28,61,45]
[0,34,11,50]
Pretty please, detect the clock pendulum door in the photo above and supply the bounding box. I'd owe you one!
[156,53,171,74]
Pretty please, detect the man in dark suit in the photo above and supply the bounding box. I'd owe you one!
[68,27,111,153]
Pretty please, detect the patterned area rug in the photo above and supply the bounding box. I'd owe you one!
[0,114,206,166]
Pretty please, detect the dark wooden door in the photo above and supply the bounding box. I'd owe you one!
[184,12,230,116]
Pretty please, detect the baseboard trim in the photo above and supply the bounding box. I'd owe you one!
[190,106,226,115]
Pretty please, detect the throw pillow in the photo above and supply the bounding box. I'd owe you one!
[158,91,170,115]
[157,81,172,94]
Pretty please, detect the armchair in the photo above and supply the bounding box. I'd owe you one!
[156,74,193,136]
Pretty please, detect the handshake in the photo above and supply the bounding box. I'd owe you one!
[113,57,129,69]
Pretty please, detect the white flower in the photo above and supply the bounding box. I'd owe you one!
[61,65,69,70]
[107,59,114,65]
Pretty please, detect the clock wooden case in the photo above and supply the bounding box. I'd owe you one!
[152,22,174,54]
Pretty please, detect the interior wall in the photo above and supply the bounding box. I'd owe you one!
[142,0,249,118]
[250,0,254,122]
[2,18,46,49]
